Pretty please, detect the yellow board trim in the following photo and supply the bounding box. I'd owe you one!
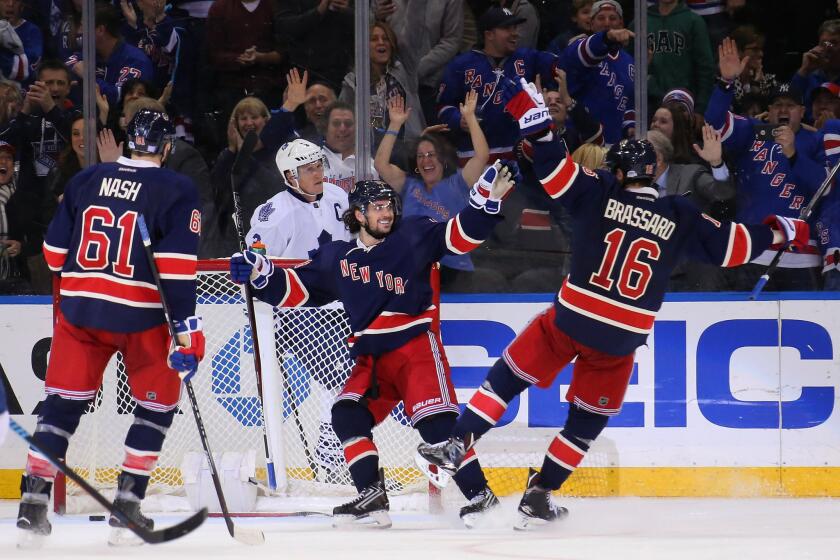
[4,467,840,499]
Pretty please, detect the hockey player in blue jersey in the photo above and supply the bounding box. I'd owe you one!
[556,0,636,144]
[230,166,514,528]
[437,5,557,165]
[417,77,810,530]
[17,109,204,548]
[705,38,825,290]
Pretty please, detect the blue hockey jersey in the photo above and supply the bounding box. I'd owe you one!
[530,134,773,356]
[250,205,501,357]
[43,156,200,333]
[0,19,42,85]
[437,48,557,161]
[705,84,825,267]
[557,31,635,145]
[815,119,840,274]
[67,41,154,106]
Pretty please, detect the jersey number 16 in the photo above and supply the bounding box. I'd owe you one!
[589,228,661,300]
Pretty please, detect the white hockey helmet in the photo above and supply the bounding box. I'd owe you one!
[275,139,327,191]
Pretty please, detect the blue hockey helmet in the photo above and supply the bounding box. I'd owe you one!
[127,108,175,155]
[349,180,402,218]
[605,139,657,184]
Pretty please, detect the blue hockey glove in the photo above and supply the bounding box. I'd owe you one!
[502,78,552,138]
[230,250,274,289]
[168,316,205,382]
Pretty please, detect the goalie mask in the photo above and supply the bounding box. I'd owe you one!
[275,139,328,194]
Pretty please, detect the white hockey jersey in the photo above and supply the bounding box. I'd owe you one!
[322,145,379,193]
[246,183,352,258]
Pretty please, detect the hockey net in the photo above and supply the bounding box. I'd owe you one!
[57,259,612,514]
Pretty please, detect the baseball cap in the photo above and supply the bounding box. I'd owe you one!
[768,83,804,106]
[811,82,840,102]
[662,88,695,115]
[0,141,15,156]
[591,0,623,19]
[479,6,527,33]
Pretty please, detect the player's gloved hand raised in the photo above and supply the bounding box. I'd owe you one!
[502,78,552,138]
[230,250,274,289]
[763,215,810,252]
[470,161,515,214]
[168,316,205,382]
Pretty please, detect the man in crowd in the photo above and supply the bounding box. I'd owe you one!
[438,5,557,165]
[706,38,825,290]
[557,0,635,144]
[321,102,378,193]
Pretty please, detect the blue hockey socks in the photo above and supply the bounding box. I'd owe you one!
[537,405,609,490]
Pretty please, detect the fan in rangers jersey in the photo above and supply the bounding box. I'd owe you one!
[417,78,809,530]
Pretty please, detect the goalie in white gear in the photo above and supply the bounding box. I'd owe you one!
[246,138,354,484]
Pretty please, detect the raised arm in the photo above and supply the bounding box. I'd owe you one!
[460,89,490,185]
[373,95,409,192]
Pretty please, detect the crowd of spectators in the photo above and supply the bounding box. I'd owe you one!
[0,0,839,294]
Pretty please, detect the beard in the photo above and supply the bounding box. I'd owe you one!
[363,221,391,240]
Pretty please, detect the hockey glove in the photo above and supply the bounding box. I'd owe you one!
[502,78,552,138]
[168,316,205,382]
[470,161,516,214]
[230,250,274,289]
[763,215,810,252]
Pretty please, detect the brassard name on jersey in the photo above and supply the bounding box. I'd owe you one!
[604,199,676,240]
[99,177,142,202]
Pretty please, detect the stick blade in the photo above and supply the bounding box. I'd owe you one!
[143,508,209,544]
[233,525,265,546]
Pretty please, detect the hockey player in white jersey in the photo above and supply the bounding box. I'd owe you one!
[247,139,354,484]
[247,139,351,256]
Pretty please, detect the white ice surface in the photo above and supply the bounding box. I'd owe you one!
[2,496,840,560]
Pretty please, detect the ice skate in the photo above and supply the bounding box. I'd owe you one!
[416,436,468,477]
[16,476,52,549]
[514,468,568,531]
[332,478,391,529]
[459,486,499,529]
[108,475,154,546]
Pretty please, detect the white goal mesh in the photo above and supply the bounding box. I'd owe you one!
[59,260,612,512]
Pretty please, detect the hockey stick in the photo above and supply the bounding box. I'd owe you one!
[137,214,265,546]
[10,418,207,544]
[750,159,840,299]
[229,130,278,491]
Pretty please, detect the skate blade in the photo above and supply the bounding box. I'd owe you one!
[108,527,144,546]
[332,510,392,529]
[513,512,563,532]
[17,529,47,549]
[461,505,500,529]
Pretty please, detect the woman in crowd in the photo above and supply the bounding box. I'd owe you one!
[340,21,425,142]
[47,113,85,202]
[374,91,505,292]
[650,102,699,164]
[203,96,280,258]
